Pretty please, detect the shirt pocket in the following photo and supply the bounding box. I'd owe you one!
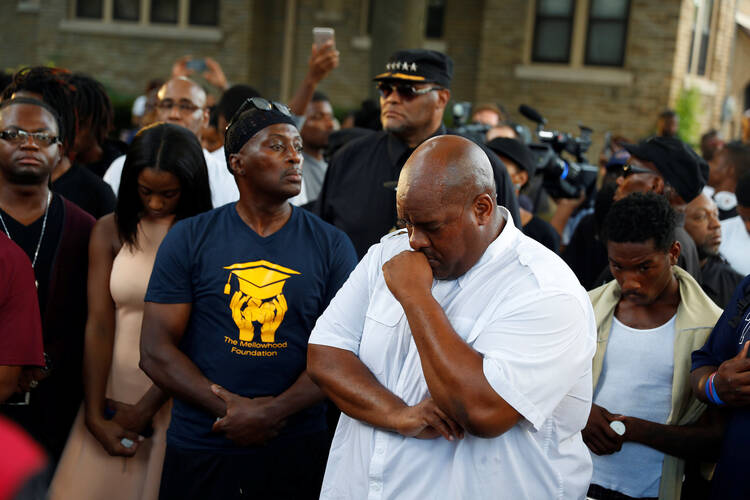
[359,289,404,378]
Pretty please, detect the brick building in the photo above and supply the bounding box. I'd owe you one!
[2,0,747,155]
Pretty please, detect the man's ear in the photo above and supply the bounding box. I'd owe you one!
[435,89,451,111]
[517,170,529,188]
[228,154,245,176]
[668,240,681,265]
[201,108,210,129]
[473,193,494,225]
[651,175,665,194]
[52,143,63,168]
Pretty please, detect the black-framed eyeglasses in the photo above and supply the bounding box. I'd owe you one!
[226,97,292,131]
[0,129,60,147]
[156,99,203,114]
[621,163,655,178]
[376,82,444,100]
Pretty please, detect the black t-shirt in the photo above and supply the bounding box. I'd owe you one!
[522,215,560,254]
[317,126,521,257]
[52,164,115,219]
[0,193,63,316]
[691,276,750,500]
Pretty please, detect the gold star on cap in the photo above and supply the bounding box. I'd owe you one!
[223,260,301,299]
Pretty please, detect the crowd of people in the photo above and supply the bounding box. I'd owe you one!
[1,42,750,500]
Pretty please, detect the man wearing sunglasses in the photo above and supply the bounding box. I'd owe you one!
[317,49,519,258]
[609,136,707,282]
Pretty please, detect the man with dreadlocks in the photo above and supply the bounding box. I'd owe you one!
[2,67,116,219]
[68,73,127,178]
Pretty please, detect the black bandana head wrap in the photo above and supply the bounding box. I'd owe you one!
[224,107,297,168]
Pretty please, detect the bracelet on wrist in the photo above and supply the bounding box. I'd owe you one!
[706,372,726,406]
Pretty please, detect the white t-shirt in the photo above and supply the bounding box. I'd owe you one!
[309,208,597,499]
[591,314,677,498]
[103,149,239,208]
[719,215,750,276]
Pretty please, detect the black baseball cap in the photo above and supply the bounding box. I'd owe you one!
[623,136,707,203]
[373,49,453,89]
[486,138,537,177]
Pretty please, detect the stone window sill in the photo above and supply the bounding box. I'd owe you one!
[514,64,634,87]
[58,19,222,42]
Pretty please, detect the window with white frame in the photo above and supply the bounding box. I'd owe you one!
[531,0,631,67]
[73,0,218,26]
[532,0,576,63]
[687,0,714,76]
[584,0,630,66]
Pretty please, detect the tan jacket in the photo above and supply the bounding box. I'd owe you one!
[588,266,722,500]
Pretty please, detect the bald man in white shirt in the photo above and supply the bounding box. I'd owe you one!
[308,135,596,499]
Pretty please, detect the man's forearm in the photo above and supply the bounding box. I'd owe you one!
[400,293,519,437]
[624,411,723,460]
[307,344,408,431]
[268,371,325,421]
[140,343,225,418]
[690,365,716,405]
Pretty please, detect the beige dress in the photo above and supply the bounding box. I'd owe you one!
[49,218,173,500]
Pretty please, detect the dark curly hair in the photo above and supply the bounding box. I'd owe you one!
[602,192,677,251]
[1,67,76,155]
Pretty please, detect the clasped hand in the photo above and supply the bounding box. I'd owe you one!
[211,385,286,446]
[392,398,464,441]
[86,400,148,457]
[582,404,626,455]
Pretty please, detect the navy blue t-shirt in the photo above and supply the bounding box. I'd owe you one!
[691,275,750,499]
[145,204,357,451]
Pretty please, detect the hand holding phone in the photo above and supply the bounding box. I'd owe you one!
[313,27,335,50]
[309,28,339,83]
[186,58,208,73]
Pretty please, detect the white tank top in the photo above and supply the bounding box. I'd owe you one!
[591,314,676,497]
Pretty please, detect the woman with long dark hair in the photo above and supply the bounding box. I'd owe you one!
[49,123,212,499]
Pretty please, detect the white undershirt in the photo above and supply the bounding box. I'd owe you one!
[591,314,676,498]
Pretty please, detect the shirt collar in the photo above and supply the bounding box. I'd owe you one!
[456,206,518,288]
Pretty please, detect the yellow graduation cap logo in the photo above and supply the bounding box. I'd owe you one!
[223,260,300,343]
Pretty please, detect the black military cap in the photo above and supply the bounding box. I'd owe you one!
[373,49,453,88]
[486,138,537,178]
[623,136,708,203]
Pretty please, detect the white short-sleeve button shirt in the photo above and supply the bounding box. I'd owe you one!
[309,208,596,500]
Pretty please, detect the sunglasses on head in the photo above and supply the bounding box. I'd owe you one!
[226,97,292,131]
[376,82,444,100]
[621,163,655,178]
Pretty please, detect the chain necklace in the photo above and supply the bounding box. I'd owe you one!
[0,190,52,288]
